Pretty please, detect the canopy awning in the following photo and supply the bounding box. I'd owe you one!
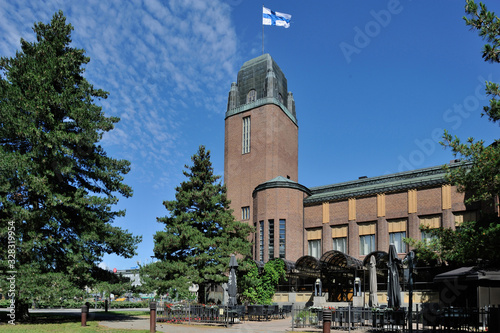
[434,267,500,284]
[321,250,364,272]
[295,255,321,276]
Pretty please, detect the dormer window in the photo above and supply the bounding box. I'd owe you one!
[246,89,257,103]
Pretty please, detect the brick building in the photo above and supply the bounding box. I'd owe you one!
[224,54,484,265]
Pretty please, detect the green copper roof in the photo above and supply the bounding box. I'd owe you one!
[237,54,288,107]
[304,162,470,204]
[225,96,297,125]
[225,54,297,125]
[253,176,312,197]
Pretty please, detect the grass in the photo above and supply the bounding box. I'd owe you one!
[0,321,149,332]
[105,310,149,316]
[0,311,149,332]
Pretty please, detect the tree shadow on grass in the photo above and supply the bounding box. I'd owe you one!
[0,310,148,324]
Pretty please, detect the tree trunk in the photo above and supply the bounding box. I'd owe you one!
[15,299,30,322]
[198,283,208,304]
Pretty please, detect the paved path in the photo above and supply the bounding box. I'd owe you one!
[26,308,368,332]
[98,316,370,333]
[99,316,304,332]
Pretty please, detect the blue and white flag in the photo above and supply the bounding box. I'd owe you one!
[263,7,291,28]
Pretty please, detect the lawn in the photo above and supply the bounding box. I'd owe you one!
[0,321,149,332]
[0,311,149,332]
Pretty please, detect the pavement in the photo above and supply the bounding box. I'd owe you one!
[99,316,303,332]
[96,313,370,333]
[25,308,368,332]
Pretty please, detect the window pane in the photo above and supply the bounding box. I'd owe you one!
[333,237,347,253]
[308,239,321,259]
[360,234,375,255]
[246,89,257,103]
[421,230,437,244]
[241,206,249,220]
[268,219,274,260]
[279,219,286,259]
[242,116,251,154]
[390,232,406,253]
[259,221,264,261]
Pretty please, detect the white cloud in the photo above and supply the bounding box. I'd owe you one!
[0,0,239,190]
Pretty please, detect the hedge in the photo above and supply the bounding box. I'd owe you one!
[0,299,150,309]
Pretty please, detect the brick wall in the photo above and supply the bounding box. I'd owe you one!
[302,185,476,260]
[224,103,298,229]
[253,187,305,262]
[417,187,442,215]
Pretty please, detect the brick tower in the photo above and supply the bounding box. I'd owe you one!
[224,54,309,261]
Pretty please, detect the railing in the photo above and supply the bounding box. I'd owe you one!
[156,302,231,326]
[156,302,293,326]
[291,305,498,332]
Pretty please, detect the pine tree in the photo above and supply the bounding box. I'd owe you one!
[0,11,140,319]
[141,146,253,300]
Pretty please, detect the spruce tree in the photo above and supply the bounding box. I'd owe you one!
[0,11,140,319]
[141,146,252,300]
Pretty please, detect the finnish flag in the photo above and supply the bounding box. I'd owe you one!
[263,7,291,28]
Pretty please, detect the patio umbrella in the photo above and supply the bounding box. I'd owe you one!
[369,254,378,307]
[228,254,238,307]
[387,245,401,309]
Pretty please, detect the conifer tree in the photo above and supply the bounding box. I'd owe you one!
[0,11,140,319]
[141,146,253,300]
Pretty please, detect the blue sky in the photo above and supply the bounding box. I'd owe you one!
[1,0,499,270]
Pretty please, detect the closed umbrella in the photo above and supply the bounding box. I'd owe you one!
[369,255,378,307]
[228,254,238,307]
[387,245,401,309]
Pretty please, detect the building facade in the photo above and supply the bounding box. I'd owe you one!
[224,54,489,264]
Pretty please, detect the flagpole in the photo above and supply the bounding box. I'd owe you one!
[262,4,264,54]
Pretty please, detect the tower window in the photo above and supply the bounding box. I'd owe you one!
[279,219,286,259]
[242,116,250,154]
[246,89,257,103]
[259,221,264,261]
[241,206,250,220]
[268,219,274,260]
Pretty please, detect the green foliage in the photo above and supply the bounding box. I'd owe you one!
[405,216,500,266]
[93,270,134,300]
[0,297,149,309]
[465,0,500,122]
[0,11,141,316]
[442,132,499,204]
[238,260,261,304]
[239,258,287,304]
[140,146,253,297]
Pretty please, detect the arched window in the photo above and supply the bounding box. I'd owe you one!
[246,89,257,103]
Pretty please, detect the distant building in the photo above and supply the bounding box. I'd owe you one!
[224,53,496,264]
[116,269,141,287]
